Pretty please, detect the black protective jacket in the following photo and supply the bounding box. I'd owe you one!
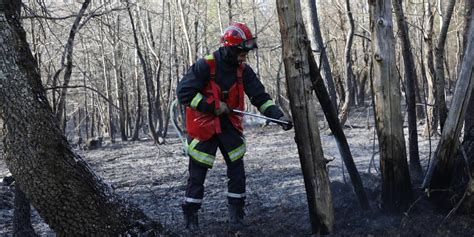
[177,46,283,133]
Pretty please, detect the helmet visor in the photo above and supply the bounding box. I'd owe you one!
[239,37,258,51]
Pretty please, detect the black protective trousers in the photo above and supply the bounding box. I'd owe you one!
[182,125,246,213]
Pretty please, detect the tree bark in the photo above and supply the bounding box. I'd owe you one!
[0,1,162,234]
[422,4,474,197]
[369,0,413,212]
[434,0,456,131]
[276,0,334,234]
[302,0,338,110]
[392,0,422,177]
[460,0,474,214]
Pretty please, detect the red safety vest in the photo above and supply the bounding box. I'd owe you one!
[186,53,245,141]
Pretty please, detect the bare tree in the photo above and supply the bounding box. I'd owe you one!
[423,0,438,137]
[177,0,194,66]
[307,46,369,209]
[369,0,413,212]
[0,1,162,234]
[338,0,355,125]
[459,0,474,213]
[423,5,474,200]
[54,0,91,132]
[434,0,456,131]
[276,0,334,234]
[127,1,161,144]
[392,0,422,176]
[302,0,338,110]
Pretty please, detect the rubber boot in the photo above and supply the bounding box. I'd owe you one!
[183,207,199,231]
[228,204,248,232]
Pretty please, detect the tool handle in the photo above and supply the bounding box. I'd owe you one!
[232,109,292,125]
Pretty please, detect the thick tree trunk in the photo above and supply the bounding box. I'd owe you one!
[338,0,355,126]
[303,0,338,110]
[463,0,474,138]
[434,0,456,131]
[392,0,422,177]
[459,0,474,213]
[276,0,334,234]
[369,0,413,212]
[423,4,474,197]
[0,2,162,234]
[307,47,370,210]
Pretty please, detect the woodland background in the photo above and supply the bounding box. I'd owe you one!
[0,0,474,236]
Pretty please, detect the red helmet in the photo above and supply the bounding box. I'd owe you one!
[221,22,258,51]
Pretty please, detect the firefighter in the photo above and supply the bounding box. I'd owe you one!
[177,22,292,232]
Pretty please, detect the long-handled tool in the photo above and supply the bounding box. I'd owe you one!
[232,109,292,125]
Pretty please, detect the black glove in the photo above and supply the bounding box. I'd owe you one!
[278,115,293,131]
[214,102,230,116]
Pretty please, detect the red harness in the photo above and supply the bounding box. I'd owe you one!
[186,54,245,141]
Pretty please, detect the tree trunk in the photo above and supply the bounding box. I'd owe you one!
[422,4,474,197]
[307,47,370,210]
[339,0,355,126]
[423,0,438,137]
[55,0,91,132]
[177,0,194,66]
[369,0,413,212]
[302,0,338,110]
[252,0,261,78]
[434,0,456,131]
[131,51,142,141]
[459,0,474,213]
[0,2,162,234]
[13,186,36,237]
[276,0,334,234]
[100,29,115,144]
[110,16,127,142]
[127,1,160,144]
[392,0,422,177]
[463,0,474,141]
[227,0,233,24]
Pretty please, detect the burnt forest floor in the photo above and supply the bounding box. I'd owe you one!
[1,107,474,236]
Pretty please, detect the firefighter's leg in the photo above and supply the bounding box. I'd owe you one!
[182,159,207,231]
[218,136,247,232]
[182,136,218,231]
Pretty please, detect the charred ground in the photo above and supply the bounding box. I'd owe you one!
[0,109,473,236]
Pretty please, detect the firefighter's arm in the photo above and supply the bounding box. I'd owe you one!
[243,65,284,118]
[177,59,215,114]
